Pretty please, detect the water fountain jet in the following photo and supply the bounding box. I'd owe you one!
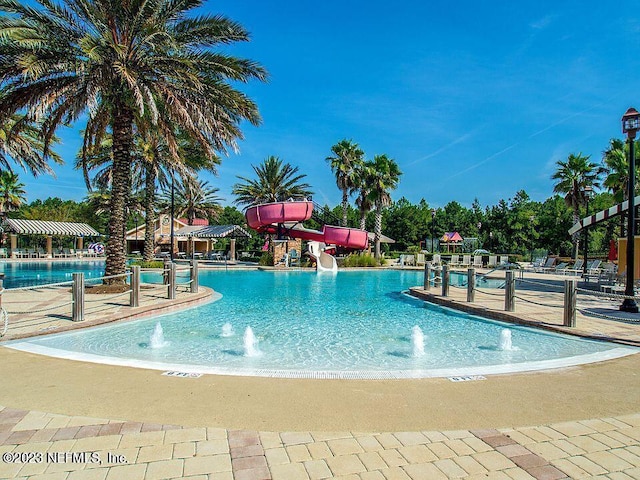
[243,326,259,357]
[411,326,425,357]
[149,322,169,349]
[221,323,235,337]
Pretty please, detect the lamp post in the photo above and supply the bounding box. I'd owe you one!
[477,221,482,250]
[621,108,639,312]
[583,186,593,276]
[431,208,436,253]
[529,215,536,262]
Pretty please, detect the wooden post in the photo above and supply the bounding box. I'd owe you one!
[168,262,176,299]
[505,270,515,312]
[190,260,199,293]
[130,266,140,307]
[442,265,450,297]
[467,268,475,302]
[72,272,84,321]
[563,279,577,327]
[424,262,431,290]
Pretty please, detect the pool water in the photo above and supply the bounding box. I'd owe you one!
[0,261,106,288]
[9,269,636,378]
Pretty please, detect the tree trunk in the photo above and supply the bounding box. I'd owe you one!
[104,100,133,284]
[342,189,348,227]
[374,203,382,259]
[359,212,366,231]
[143,163,156,262]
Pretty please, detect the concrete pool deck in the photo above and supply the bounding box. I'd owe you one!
[0,266,639,479]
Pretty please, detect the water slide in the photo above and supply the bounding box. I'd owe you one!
[245,200,368,270]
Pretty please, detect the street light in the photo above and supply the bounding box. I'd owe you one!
[529,215,536,262]
[583,186,593,276]
[621,107,639,312]
[431,208,436,253]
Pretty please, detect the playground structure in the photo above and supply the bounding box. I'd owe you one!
[245,200,369,272]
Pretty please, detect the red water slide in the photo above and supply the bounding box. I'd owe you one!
[245,201,368,250]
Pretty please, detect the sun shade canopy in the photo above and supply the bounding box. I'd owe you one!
[173,224,251,238]
[2,219,101,236]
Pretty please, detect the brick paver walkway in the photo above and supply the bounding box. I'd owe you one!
[0,406,639,479]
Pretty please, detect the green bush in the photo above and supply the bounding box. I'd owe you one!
[129,260,165,268]
[342,253,380,267]
[259,252,274,266]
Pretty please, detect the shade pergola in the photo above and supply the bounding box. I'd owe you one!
[3,219,100,236]
[2,219,102,258]
[172,224,252,259]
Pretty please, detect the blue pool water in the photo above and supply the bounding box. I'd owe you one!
[9,269,636,378]
[0,261,106,288]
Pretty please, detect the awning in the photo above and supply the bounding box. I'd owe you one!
[2,219,101,236]
[368,232,395,244]
[173,224,252,238]
[568,194,640,235]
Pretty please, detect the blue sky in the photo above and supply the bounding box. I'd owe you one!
[22,0,640,210]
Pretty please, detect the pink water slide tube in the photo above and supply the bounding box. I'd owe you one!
[245,201,368,250]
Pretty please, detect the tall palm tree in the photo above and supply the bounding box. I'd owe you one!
[0,0,266,283]
[602,138,640,237]
[352,162,374,230]
[0,170,26,218]
[0,113,61,176]
[366,154,402,259]
[551,153,603,259]
[232,156,313,207]
[159,178,223,225]
[326,139,364,226]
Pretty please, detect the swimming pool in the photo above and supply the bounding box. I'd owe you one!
[7,269,636,378]
[0,261,106,288]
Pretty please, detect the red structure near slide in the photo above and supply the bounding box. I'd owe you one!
[245,201,369,250]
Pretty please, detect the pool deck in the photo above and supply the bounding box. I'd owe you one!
[0,266,639,479]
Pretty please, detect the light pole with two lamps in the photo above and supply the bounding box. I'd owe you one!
[582,186,593,276]
[621,107,639,312]
[431,208,436,253]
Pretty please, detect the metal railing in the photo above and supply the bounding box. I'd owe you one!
[0,260,201,336]
[421,262,640,327]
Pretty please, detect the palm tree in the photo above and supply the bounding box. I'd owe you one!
[602,138,640,237]
[0,170,26,219]
[352,162,374,230]
[232,156,313,207]
[551,153,603,259]
[0,113,61,176]
[0,0,266,283]
[326,140,364,226]
[159,178,223,225]
[366,154,402,259]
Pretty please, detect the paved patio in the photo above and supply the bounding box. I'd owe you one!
[0,266,639,479]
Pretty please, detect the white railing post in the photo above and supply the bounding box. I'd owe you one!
[467,268,475,302]
[424,262,431,290]
[130,266,140,307]
[190,260,199,293]
[168,262,176,299]
[504,270,515,312]
[563,279,577,327]
[72,272,84,321]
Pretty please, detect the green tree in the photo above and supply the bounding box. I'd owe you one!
[159,178,223,225]
[232,156,313,207]
[352,162,374,230]
[366,154,402,259]
[551,153,603,259]
[0,0,266,283]
[326,139,364,227]
[0,113,61,176]
[0,170,26,218]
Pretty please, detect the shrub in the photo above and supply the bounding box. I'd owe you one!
[259,252,274,266]
[342,253,380,267]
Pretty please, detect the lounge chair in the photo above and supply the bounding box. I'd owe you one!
[461,254,471,267]
[449,254,461,267]
[499,255,509,266]
[473,255,483,269]
[564,259,584,276]
[431,254,441,266]
[551,262,570,274]
[487,255,498,268]
[538,257,556,273]
[416,253,425,266]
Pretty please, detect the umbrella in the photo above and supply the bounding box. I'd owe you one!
[608,239,618,261]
